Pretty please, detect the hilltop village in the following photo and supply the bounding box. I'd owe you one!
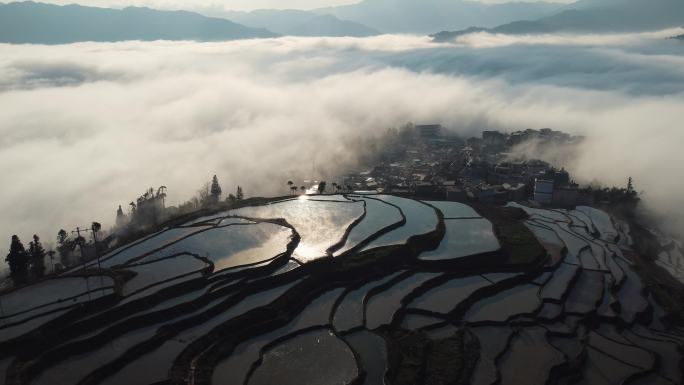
[340,125,632,208]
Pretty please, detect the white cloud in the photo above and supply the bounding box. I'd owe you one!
[452,28,684,48]
[1,32,684,259]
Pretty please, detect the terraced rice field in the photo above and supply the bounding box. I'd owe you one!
[1,195,682,385]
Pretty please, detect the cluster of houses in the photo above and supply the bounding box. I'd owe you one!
[339,125,590,207]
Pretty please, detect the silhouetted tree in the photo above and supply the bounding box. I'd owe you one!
[46,250,56,273]
[287,181,294,195]
[300,186,306,194]
[236,186,244,200]
[56,229,74,266]
[57,229,68,245]
[227,193,236,203]
[210,175,222,203]
[198,182,211,207]
[126,186,168,228]
[317,181,327,194]
[90,222,105,268]
[28,234,46,278]
[290,186,297,194]
[115,205,126,228]
[92,222,102,250]
[6,235,29,285]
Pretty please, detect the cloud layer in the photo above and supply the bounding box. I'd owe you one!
[452,28,684,48]
[1,31,684,258]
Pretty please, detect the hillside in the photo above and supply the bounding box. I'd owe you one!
[221,9,379,37]
[0,1,277,44]
[2,193,683,384]
[433,0,684,42]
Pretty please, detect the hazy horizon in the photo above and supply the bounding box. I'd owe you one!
[0,0,575,12]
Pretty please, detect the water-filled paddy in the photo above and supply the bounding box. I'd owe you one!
[361,195,438,251]
[408,275,491,314]
[247,328,359,385]
[422,201,481,218]
[232,198,364,262]
[419,219,500,261]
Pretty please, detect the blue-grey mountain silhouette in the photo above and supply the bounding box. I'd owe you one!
[433,0,684,42]
[220,9,380,37]
[0,1,277,44]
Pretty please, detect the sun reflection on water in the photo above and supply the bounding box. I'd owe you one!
[231,198,365,264]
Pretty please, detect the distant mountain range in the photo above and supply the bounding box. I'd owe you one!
[313,0,564,35]
[0,1,276,44]
[219,9,379,37]
[433,0,684,42]
[2,0,683,44]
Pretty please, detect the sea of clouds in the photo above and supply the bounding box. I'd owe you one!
[1,29,684,258]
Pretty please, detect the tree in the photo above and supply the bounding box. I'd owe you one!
[28,234,46,278]
[300,186,306,194]
[236,186,244,200]
[287,181,294,195]
[46,250,56,273]
[317,181,327,194]
[57,229,68,244]
[56,229,74,267]
[198,182,211,207]
[627,177,634,193]
[210,175,222,203]
[227,193,236,203]
[332,182,338,193]
[6,235,29,285]
[290,186,298,195]
[115,205,126,228]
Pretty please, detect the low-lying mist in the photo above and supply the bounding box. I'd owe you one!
[1,30,683,258]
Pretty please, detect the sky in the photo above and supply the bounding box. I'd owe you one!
[1,28,684,263]
[7,0,575,11]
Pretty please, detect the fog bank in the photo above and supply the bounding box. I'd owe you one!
[1,31,683,258]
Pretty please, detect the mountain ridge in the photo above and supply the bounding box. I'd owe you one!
[313,0,564,34]
[432,0,684,42]
[219,9,379,37]
[0,1,277,44]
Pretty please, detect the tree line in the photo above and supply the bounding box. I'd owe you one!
[2,175,244,288]
[285,180,352,195]
[5,234,49,285]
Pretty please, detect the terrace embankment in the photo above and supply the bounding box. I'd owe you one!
[2,195,681,385]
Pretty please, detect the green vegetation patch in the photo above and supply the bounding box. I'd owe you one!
[607,211,684,325]
[629,249,684,325]
[474,205,546,267]
[497,222,546,265]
